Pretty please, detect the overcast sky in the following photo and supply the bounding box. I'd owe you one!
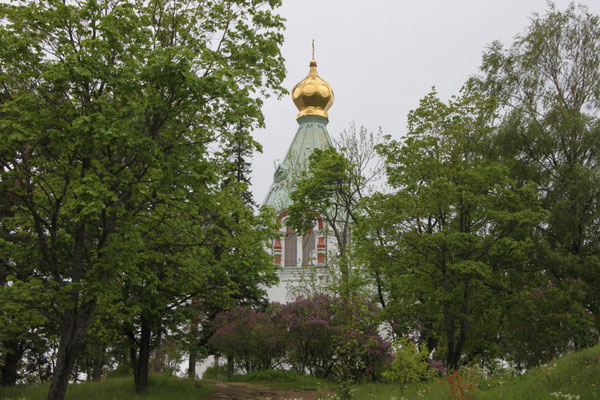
[250,0,600,204]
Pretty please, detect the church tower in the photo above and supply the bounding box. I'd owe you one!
[263,58,335,302]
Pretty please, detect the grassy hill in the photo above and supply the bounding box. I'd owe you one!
[354,343,600,400]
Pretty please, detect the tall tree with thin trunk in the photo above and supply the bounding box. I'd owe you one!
[288,124,383,295]
[478,2,600,334]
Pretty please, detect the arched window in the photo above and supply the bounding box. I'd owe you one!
[302,231,315,265]
[285,225,297,267]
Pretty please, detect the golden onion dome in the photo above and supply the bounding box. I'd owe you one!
[292,59,334,119]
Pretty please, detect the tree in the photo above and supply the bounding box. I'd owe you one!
[190,128,279,378]
[0,278,52,386]
[1,181,63,386]
[0,0,285,398]
[361,87,543,369]
[288,124,383,295]
[219,124,260,207]
[74,308,121,382]
[120,180,277,391]
[287,125,386,393]
[119,197,219,393]
[478,3,600,334]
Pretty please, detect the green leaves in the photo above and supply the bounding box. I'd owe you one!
[382,337,432,390]
[359,88,544,368]
[478,2,600,342]
[0,0,285,393]
[356,4,600,371]
[289,148,353,231]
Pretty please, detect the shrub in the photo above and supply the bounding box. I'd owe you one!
[329,296,392,382]
[202,364,229,381]
[209,306,286,373]
[208,295,392,382]
[276,295,337,377]
[429,359,446,376]
[234,369,304,382]
[279,294,391,381]
[504,277,596,368]
[382,337,431,391]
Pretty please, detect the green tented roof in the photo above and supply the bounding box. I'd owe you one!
[262,115,333,211]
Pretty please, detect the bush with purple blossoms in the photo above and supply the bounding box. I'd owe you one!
[209,306,286,373]
[275,294,337,377]
[429,359,446,376]
[209,294,391,380]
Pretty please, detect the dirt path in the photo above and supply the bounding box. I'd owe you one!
[205,382,321,400]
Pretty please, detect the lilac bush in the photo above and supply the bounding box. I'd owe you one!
[326,296,392,381]
[209,306,286,373]
[209,295,392,380]
[275,294,337,377]
[429,359,446,376]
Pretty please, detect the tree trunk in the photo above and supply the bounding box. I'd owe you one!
[47,298,97,400]
[187,350,196,378]
[1,340,24,386]
[187,313,199,378]
[226,355,234,378]
[89,352,104,381]
[443,303,457,370]
[130,318,151,394]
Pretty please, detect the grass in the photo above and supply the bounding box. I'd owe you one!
[228,369,337,391]
[0,374,214,400]
[352,343,600,400]
[477,345,600,400]
[3,344,600,400]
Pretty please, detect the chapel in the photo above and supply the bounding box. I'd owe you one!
[263,57,337,303]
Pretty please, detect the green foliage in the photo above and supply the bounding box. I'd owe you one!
[290,147,355,228]
[351,343,600,400]
[232,369,306,383]
[382,337,432,392]
[288,146,356,288]
[503,278,595,368]
[359,15,600,362]
[201,364,229,381]
[479,2,600,335]
[0,0,285,396]
[359,86,544,369]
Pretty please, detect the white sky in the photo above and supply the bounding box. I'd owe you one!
[250,0,600,204]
